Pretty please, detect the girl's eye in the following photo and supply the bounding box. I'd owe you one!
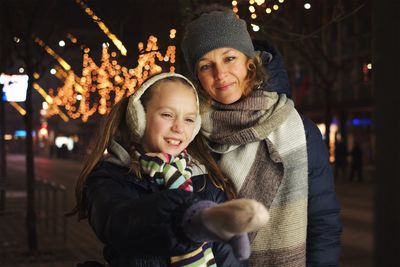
[185,118,195,123]
[161,113,173,118]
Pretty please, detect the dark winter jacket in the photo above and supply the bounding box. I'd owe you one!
[255,39,342,267]
[83,161,246,267]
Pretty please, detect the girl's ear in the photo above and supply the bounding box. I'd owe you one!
[191,116,201,142]
[126,96,146,139]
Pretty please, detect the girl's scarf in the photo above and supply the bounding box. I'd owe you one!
[138,151,194,192]
[201,90,308,267]
[105,141,194,192]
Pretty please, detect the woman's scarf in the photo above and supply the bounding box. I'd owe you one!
[201,90,293,147]
[201,90,308,267]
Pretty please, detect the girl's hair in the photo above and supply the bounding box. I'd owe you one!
[69,76,237,220]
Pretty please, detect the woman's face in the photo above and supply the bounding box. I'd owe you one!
[142,81,198,156]
[196,47,249,104]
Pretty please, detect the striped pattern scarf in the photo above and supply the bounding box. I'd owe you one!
[138,152,216,267]
[201,90,308,267]
[139,152,194,191]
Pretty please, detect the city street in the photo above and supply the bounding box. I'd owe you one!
[1,154,103,266]
[1,0,397,265]
[0,154,374,266]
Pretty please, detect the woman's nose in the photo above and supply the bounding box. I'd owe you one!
[214,64,227,79]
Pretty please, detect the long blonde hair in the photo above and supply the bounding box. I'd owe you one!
[69,77,237,220]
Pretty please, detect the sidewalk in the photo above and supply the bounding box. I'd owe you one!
[0,155,103,267]
[336,179,374,267]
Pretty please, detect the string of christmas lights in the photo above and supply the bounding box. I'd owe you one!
[41,34,176,122]
[232,0,286,31]
[75,0,128,56]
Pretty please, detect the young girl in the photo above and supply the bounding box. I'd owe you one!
[70,73,269,267]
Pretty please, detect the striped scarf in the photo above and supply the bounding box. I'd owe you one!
[138,152,194,192]
[201,90,308,267]
[137,151,216,267]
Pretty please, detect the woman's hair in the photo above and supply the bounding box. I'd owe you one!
[69,76,237,220]
[243,54,267,96]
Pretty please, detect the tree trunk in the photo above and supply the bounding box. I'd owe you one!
[324,86,332,148]
[0,84,6,178]
[321,3,331,148]
[25,67,38,252]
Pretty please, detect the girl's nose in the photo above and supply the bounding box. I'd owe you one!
[171,119,184,133]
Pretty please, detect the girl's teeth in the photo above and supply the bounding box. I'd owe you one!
[167,139,180,145]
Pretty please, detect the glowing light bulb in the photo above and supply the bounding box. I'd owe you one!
[251,24,260,32]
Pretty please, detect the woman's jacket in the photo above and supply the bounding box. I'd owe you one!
[254,39,342,267]
[83,161,246,267]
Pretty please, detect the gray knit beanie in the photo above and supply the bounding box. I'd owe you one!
[181,10,255,75]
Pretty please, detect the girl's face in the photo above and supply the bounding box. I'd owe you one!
[196,47,249,104]
[142,81,198,156]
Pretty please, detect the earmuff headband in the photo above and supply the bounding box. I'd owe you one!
[125,73,201,141]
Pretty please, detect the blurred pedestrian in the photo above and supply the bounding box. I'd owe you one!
[58,144,69,159]
[349,141,363,182]
[334,138,347,180]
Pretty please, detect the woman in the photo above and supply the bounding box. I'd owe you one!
[181,7,342,267]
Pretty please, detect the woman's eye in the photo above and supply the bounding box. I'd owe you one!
[225,56,236,62]
[199,64,212,72]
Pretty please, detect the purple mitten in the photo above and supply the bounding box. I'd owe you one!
[182,200,219,242]
[182,199,270,260]
[228,233,251,260]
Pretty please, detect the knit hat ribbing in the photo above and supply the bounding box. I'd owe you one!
[181,10,255,75]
